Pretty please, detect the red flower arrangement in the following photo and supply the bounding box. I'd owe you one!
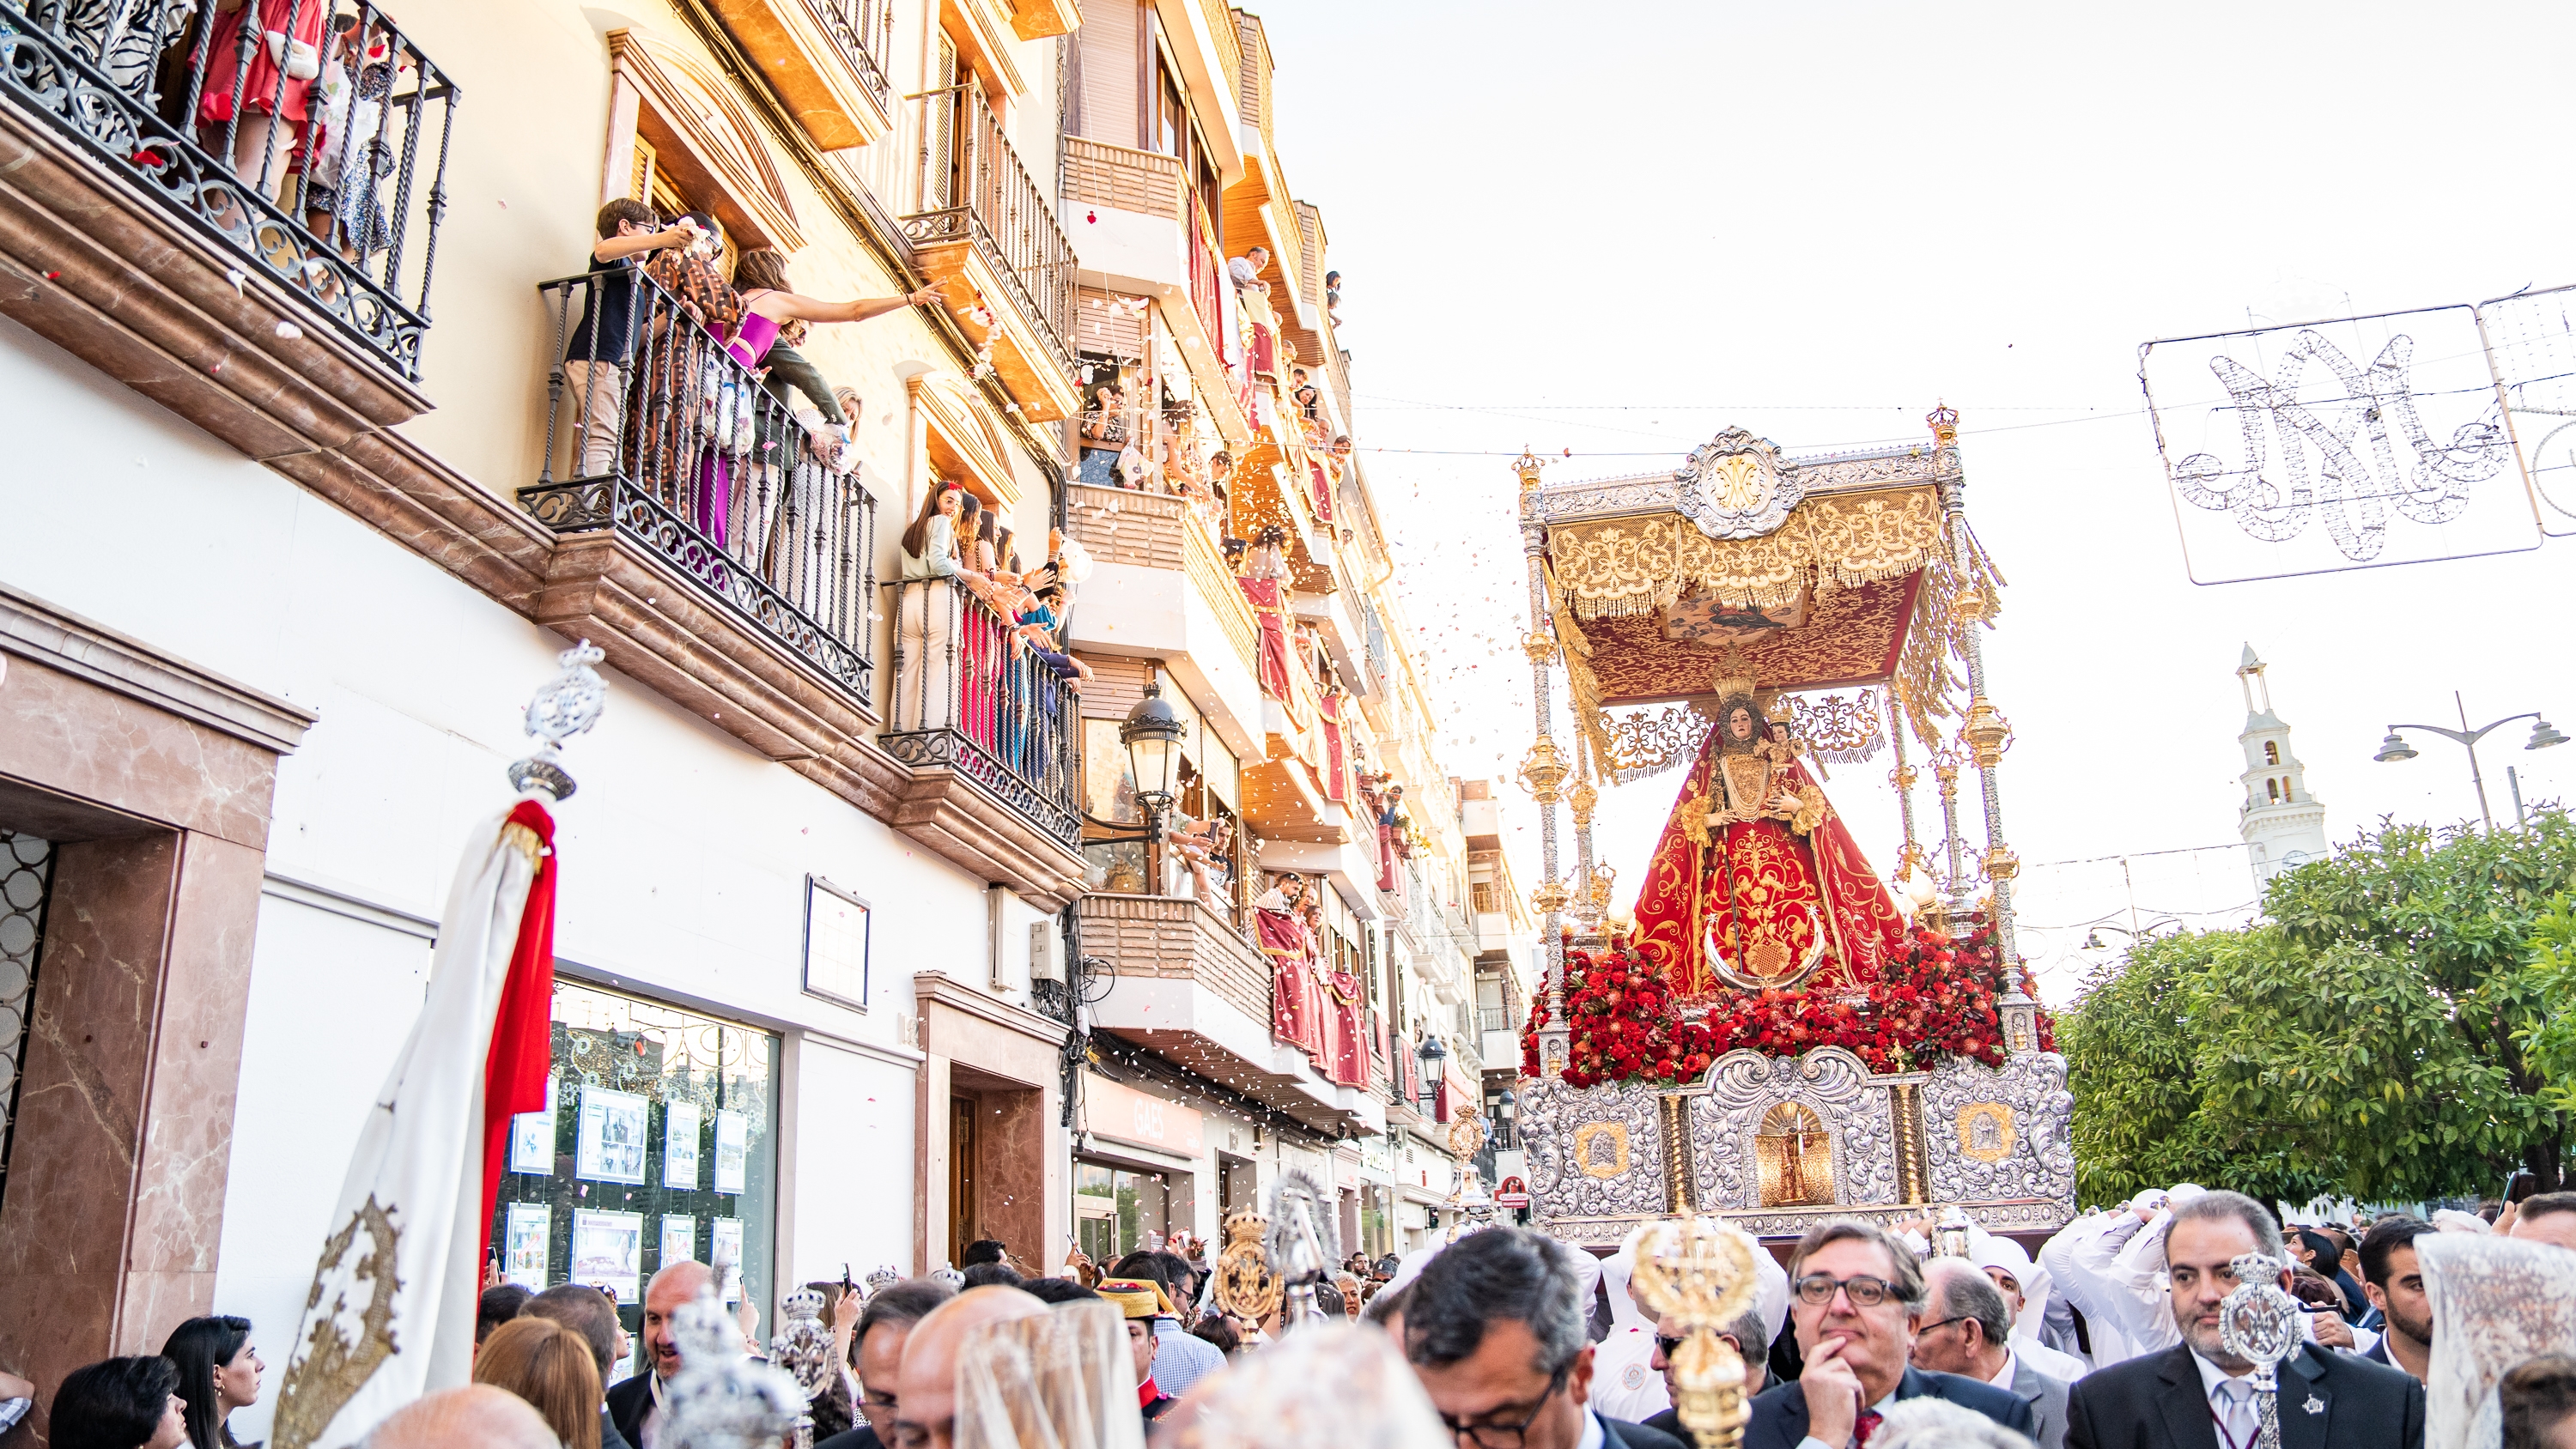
[1522,922,2052,1088]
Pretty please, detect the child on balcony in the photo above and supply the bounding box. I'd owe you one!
[559,199,691,479]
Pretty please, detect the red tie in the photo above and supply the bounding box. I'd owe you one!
[1851,1410,1883,1448]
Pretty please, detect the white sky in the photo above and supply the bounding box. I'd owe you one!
[1256,3,2576,1002]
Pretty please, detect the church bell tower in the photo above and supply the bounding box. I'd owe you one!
[2236,645,2330,882]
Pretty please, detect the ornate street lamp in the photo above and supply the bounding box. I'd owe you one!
[1077,663,1193,892]
[1416,1034,1447,1119]
[2374,692,2567,832]
[1120,670,1187,819]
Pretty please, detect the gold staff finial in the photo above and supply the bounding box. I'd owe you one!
[1927,401,1960,446]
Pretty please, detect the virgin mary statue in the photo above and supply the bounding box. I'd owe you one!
[1629,655,1910,997]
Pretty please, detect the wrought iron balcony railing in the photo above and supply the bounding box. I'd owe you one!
[0,0,458,378]
[883,576,1078,848]
[904,80,1076,384]
[521,270,878,697]
[811,0,891,109]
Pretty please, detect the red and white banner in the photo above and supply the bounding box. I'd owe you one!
[270,800,559,1449]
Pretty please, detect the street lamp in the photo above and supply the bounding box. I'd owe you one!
[2081,920,2181,952]
[1078,664,1191,890]
[2373,692,2567,832]
[1495,1087,1517,1149]
[1416,1034,1447,1119]
[1119,669,1187,818]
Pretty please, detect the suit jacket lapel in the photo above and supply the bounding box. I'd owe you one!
[2275,1348,2332,1449]
[1768,1391,1812,1449]
[2153,1345,2226,1449]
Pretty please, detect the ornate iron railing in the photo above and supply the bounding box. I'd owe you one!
[521,270,877,697]
[0,0,457,378]
[0,830,55,1216]
[811,0,890,109]
[904,80,1077,385]
[882,576,1078,849]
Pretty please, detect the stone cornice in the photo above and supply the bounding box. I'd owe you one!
[0,582,315,755]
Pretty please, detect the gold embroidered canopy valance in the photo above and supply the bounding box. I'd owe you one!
[1546,488,1944,618]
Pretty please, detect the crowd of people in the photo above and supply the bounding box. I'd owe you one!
[25,1188,2576,1449]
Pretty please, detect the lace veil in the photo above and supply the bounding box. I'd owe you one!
[1176,1325,1449,1449]
[953,1299,1145,1449]
[2418,1231,2576,1449]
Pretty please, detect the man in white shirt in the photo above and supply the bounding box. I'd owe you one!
[1227,246,1270,291]
[1912,1259,2069,1449]
[2038,1189,2200,1367]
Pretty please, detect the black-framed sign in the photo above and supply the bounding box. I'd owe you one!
[802,875,872,1010]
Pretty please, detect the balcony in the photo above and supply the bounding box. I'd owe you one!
[904,81,1078,421]
[882,576,1080,854]
[1060,482,1266,755]
[521,270,878,709]
[1078,893,1383,1135]
[0,0,455,456]
[1060,139,1245,447]
[708,0,894,150]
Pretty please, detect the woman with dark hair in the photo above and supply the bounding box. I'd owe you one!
[724,248,940,369]
[160,1317,261,1449]
[51,1355,186,1449]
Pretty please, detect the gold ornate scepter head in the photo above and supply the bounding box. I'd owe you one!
[1630,1217,1762,1449]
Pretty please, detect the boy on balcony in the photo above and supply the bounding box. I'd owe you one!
[560,199,692,477]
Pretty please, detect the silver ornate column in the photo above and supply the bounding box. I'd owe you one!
[1928,407,2035,1045]
[1886,690,1923,887]
[1516,452,1572,1078]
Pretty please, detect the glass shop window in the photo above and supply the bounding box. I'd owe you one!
[1074,1158,1169,1262]
[491,979,781,1381]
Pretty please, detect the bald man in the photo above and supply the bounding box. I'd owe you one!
[890,1285,1048,1449]
[371,1385,559,1449]
[609,1260,717,1449]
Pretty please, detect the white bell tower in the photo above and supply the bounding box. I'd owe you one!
[2236,645,2331,882]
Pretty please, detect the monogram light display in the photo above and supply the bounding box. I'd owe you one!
[1511,411,2073,1247]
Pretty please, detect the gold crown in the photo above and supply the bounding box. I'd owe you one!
[1710,644,1758,701]
[1927,401,1960,446]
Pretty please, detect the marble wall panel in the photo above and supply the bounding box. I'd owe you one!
[0,657,277,849]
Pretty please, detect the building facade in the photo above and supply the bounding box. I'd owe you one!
[2234,645,2330,882]
[0,0,1516,1434]
[1048,6,1534,1267]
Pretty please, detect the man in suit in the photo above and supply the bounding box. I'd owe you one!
[1741,1221,2036,1449]
[1401,1227,1687,1449]
[1642,1303,1769,1444]
[608,1260,717,1449]
[816,1278,956,1449]
[2354,1217,2433,1382]
[1911,1258,2069,1449]
[2065,1190,2426,1449]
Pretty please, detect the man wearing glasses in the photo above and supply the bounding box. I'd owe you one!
[1742,1222,2033,1448]
[2064,1191,2424,1449]
[1403,1228,1689,1449]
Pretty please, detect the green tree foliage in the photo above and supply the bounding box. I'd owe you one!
[2059,932,2332,1204]
[2061,813,2576,1202]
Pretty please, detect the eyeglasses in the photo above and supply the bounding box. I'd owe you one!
[1792,1273,1901,1307]
[1436,1367,1569,1449]
[1654,1336,1685,1358]
[1916,1314,1972,1337]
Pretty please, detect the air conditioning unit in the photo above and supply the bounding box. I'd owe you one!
[1030,921,1065,983]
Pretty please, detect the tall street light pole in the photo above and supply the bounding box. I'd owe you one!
[2373,692,2568,832]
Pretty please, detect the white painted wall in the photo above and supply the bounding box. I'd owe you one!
[214,895,434,1446]
[0,311,1012,1379]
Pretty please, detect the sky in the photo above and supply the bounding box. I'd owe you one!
[1257,1,2576,1002]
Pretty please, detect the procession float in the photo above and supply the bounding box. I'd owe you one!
[1507,406,2075,1252]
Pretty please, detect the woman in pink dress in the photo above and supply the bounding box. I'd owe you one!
[696,247,942,548]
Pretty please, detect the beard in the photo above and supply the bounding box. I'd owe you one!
[2176,1304,2249,1370]
[2384,1301,2433,1348]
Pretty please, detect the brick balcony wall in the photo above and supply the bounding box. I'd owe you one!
[1079,893,1270,1028]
